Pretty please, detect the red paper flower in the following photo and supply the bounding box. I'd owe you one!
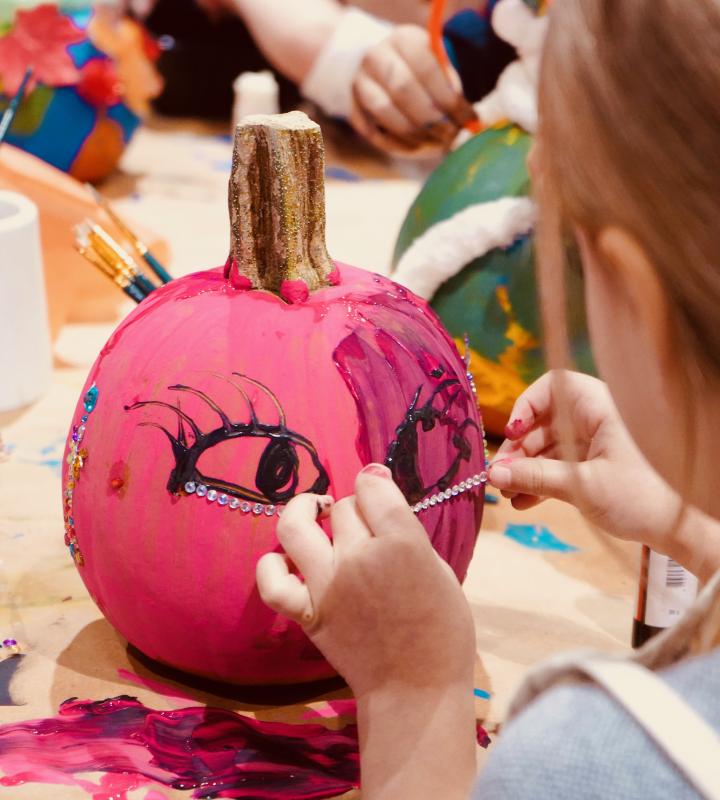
[77,58,122,107]
[0,4,85,96]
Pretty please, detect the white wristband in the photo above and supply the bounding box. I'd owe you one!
[301,7,392,119]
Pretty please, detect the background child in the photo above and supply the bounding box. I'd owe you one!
[127,0,509,153]
[257,0,720,797]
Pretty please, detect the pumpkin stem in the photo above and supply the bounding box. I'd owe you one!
[227,111,336,301]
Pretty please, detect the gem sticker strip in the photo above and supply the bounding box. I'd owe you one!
[63,384,99,566]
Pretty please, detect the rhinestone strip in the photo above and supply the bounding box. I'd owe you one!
[183,481,281,517]
[182,471,487,518]
[63,383,99,566]
[410,472,488,514]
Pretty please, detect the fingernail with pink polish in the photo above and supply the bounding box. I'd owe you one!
[361,463,392,479]
[315,495,334,516]
[505,418,529,438]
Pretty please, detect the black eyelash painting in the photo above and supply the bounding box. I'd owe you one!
[125,373,330,505]
[333,304,486,516]
[385,376,479,505]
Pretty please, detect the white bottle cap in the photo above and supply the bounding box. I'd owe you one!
[232,71,280,131]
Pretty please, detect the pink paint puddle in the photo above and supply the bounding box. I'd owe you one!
[0,695,359,799]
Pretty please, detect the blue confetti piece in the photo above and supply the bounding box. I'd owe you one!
[485,493,499,504]
[474,688,491,699]
[39,459,63,475]
[503,523,579,553]
[325,166,362,182]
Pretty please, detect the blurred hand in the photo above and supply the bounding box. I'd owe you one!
[256,463,475,699]
[350,25,477,155]
[488,371,696,553]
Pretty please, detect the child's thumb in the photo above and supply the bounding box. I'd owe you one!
[488,457,574,503]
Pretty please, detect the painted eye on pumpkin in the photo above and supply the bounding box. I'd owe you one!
[384,376,479,505]
[124,373,330,505]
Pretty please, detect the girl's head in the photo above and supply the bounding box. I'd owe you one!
[537,0,720,513]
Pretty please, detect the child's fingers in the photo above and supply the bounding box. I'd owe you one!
[493,422,556,461]
[392,26,476,127]
[504,372,555,439]
[488,456,574,503]
[276,494,334,591]
[354,72,419,140]
[349,94,423,153]
[330,496,372,556]
[256,552,314,624]
[363,44,455,140]
[354,464,427,540]
[510,493,544,511]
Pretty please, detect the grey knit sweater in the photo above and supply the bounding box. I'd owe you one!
[473,647,720,799]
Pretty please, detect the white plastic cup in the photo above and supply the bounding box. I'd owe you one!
[232,71,280,131]
[0,191,52,412]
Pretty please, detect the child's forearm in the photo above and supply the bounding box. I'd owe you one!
[356,681,477,800]
[230,0,343,84]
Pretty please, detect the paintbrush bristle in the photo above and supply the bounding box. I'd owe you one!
[74,221,93,248]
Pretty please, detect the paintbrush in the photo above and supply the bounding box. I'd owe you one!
[75,220,155,299]
[0,67,33,145]
[74,224,147,304]
[83,220,158,297]
[85,183,173,284]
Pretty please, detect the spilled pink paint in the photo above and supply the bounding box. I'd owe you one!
[0,695,360,799]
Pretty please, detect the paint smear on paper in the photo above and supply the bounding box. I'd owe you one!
[503,523,578,553]
[0,696,360,799]
[0,656,25,706]
[9,437,66,475]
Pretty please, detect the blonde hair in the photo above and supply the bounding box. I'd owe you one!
[535,0,720,586]
[537,0,720,379]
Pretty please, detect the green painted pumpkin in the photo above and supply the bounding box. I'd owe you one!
[393,124,593,436]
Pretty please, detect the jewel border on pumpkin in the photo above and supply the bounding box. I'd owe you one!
[411,472,488,514]
[63,383,99,566]
[182,471,488,518]
[183,481,281,517]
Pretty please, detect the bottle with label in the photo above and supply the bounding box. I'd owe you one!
[632,546,699,648]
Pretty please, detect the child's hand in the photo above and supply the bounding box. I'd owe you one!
[489,371,720,578]
[256,463,475,698]
[256,464,478,800]
[350,25,477,155]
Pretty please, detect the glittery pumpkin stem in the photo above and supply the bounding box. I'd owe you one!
[228,111,335,296]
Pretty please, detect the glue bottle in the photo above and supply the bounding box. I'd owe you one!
[632,545,698,647]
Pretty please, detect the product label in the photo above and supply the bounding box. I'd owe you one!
[644,551,699,629]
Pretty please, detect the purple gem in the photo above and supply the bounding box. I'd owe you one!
[2,639,16,647]
[72,426,79,443]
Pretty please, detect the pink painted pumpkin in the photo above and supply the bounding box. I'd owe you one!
[62,113,486,684]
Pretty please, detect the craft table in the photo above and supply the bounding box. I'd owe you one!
[0,117,638,799]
